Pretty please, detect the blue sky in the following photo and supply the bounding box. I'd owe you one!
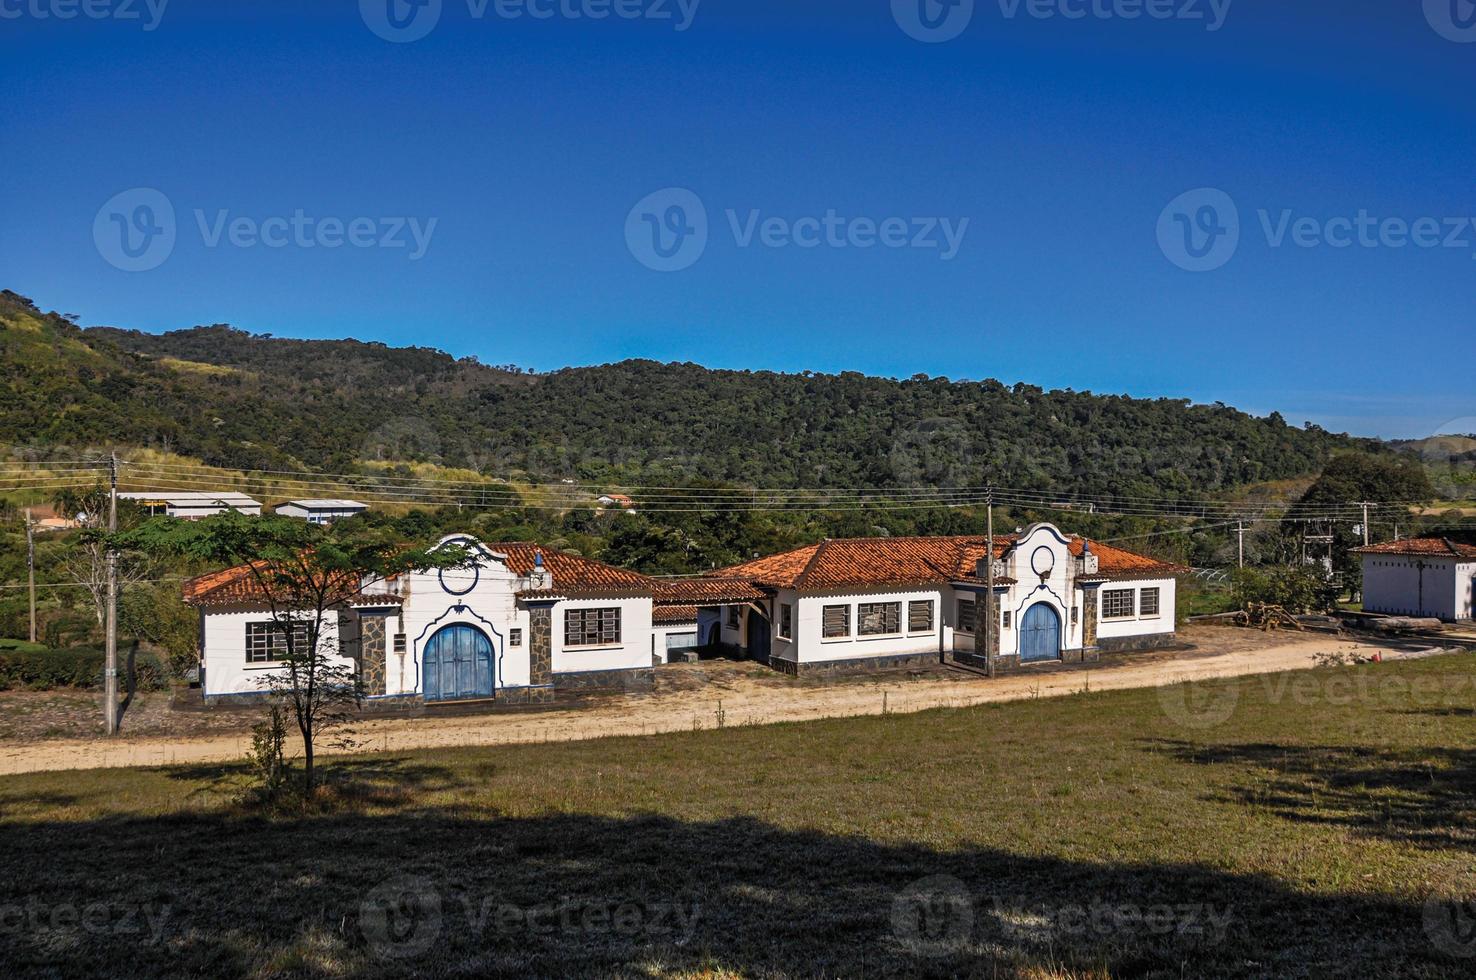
[2,0,1472,438]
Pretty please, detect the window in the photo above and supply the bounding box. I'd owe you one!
[1071,606,1079,625]
[393,633,406,654]
[245,621,310,664]
[908,600,934,633]
[726,606,740,629]
[1001,610,1012,630]
[778,603,793,640]
[565,607,622,647]
[859,602,901,636]
[509,628,523,647]
[1102,589,1136,620]
[1140,588,1161,618]
[957,598,976,634]
[822,604,850,639]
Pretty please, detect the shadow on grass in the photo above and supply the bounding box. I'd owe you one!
[0,807,1463,977]
[156,756,467,809]
[1147,738,1476,854]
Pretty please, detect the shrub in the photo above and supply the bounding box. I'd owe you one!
[1230,565,1339,615]
[0,646,169,692]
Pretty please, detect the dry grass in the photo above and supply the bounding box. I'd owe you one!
[2,654,1474,977]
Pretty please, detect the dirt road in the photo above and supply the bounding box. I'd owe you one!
[0,633,1436,776]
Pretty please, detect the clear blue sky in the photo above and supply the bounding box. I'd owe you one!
[2,0,1472,439]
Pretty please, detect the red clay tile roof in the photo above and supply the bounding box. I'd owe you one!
[1353,538,1476,559]
[653,605,699,624]
[654,577,770,605]
[709,534,1181,591]
[182,561,401,609]
[483,542,654,595]
[185,541,654,608]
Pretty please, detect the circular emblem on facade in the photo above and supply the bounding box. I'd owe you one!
[438,563,478,596]
[1030,546,1056,579]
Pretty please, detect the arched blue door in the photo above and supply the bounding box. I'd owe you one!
[1019,603,1061,663]
[423,624,495,702]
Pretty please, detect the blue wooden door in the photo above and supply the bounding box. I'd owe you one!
[746,609,771,663]
[1019,603,1061,663]
[423,625,494,701]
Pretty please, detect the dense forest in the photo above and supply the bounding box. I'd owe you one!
[1,290,1384,499]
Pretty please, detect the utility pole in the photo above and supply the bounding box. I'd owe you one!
[24,508,36,644]
[1236,519,1246,569]
[1357,502,1372,547]
[104,451,119,736]
[984,486,995,679]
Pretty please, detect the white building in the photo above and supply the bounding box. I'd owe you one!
[274,499,369,524]
[184,535,658,702]
[1355,538,1476,622]
[119,491,262,519]
[677,524,1182,675]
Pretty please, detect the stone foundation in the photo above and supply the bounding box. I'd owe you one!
[1096,633,1179,653]
[770,651,939,677]
[553,667,657,692]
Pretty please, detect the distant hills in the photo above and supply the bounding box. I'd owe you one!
[2,289,1386,498]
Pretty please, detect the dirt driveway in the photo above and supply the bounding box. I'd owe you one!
[0,627,1449,776]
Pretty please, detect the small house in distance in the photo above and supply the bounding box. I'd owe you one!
[119,491,262,519]
[597,493,637,513]
[274,499,369,524]
[1354,538,1476,622]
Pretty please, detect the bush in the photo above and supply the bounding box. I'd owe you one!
[1230,565,1339,615]
[0,646,170,692]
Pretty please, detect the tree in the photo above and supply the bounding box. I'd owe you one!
[117,511,471,795]
[1288,453,1435,591]
[52,485,151,629]
[1230,565,1339,615]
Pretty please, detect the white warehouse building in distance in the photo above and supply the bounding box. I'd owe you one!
[274,499,369,524]
[118,491,262,519]
[1355,538,1476,622]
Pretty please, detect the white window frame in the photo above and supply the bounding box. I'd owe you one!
[821,604,850,640]
[907,599,934,634]
[777,603,793,640]
[564,607,622,648]
[245,620,310,666]
[956,597,976,635]
[1102,588,1136,621]
[1140,587,1162,619]
[858,601,902,637]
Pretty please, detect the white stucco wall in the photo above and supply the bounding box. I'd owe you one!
[551,596,653,675]
[200,608,351,697]
[1362,555,1470,621]
[792,588,946,666]
[1093,577,1178,641]
[398,553,533,694]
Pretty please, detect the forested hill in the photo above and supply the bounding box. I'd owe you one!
[3,290,1381,496]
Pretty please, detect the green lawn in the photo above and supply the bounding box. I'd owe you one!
[2,655,1475,978]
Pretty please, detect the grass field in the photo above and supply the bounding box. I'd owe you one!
[2,654,1474,977]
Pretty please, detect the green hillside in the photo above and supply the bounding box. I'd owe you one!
[3,289,1380,497]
